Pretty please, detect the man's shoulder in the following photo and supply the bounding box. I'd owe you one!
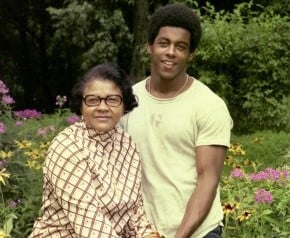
[194,79,224,99]
[132,78,147,92]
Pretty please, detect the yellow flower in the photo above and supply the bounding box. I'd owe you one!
[26,160,38,169]
[252,137,264,144]
[26,159,43,170]
[15,140,32,149]
[39,141,50,149]
[224,156,234,165]
[0,168,10,186]
[243,159,255,167]
[0,151,14,159]
[24,149,42,160]
[0,229,9,238]
[237,211,252,221]
[229,143,246,155]
[223,202,240,214]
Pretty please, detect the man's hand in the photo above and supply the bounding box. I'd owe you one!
[144,232,165,238]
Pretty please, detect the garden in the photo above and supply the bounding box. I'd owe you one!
[1,80,290,238]
[0,0,289,237]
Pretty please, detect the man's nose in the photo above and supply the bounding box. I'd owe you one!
[167,44,175,55]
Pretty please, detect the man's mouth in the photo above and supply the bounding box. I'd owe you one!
[162,60,175,66]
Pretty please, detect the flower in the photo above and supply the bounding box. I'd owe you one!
[0,151,13,159]
[0,168,10,185]
[0,160,8,169]
[2,94,15,105]
[55,95,67,108]
[66,114,80,124]
[15,120,24,126]
[0,229,9,238]
[15,140,32,149]
[0,80,9,94]
[223,202,240,214]
[237,211,252,222]
[251,137,264,144]
[37,127,48,137]
[0,122,6,134]
[8,199,21,208]
[254,189,273,204]
[229,143,246,155]
[13,109,42,119]
[230,168,245,178]
[37,126,56,137]
[250,167,287,182]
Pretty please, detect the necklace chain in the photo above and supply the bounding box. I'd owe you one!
[148,74,189,98]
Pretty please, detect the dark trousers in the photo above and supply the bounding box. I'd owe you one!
[203,226,223,238]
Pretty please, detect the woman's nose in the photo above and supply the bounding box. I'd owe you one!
[97,99,109,110]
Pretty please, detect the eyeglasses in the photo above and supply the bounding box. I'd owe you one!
[82,94,123,107]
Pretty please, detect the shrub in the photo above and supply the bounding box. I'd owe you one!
[190,2,290,133]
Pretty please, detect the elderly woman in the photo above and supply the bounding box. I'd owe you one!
[29,63,162,238]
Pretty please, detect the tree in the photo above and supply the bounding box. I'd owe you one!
[130,0,149,82]
[0,0,63,111]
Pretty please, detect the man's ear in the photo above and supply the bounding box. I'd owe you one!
[188,52,195,61]
[146,44,152,54]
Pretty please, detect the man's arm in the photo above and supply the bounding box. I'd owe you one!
[174,145,227,238]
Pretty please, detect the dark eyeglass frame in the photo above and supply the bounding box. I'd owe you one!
[82,94,123,107]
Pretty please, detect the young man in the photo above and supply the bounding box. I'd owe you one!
[120,3,233,238]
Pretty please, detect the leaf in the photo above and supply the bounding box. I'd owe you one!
[3,213,17,235]
[260,209,273,216]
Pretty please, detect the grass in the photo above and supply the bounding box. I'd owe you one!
[230,130,290,169]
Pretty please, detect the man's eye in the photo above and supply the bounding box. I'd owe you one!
[158,41,168,47]
[177,44,186,51]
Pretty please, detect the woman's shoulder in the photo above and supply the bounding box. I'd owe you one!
[49,122,86,149]
[114,127,138,149]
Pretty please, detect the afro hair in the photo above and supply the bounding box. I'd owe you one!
[148,3,202,52]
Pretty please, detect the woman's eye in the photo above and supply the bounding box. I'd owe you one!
[88,98,99,104]
[107,98,117,103]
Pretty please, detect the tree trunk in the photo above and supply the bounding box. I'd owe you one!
[130,0,149,83]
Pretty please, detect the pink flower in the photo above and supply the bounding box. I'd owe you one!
[2,94,15,105]
[37,126,56,137]
[254,189,273,203]
[15,120,24,126]
[0,122,6,134]
[37,128,48,137]
[0,80,9,94]
[282,169,289,178]
[230,168,245,178]
[14,109,42,119]
[250,167,287,182]
[67,115,80,124]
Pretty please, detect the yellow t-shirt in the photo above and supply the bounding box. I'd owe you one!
[120,77,233,238]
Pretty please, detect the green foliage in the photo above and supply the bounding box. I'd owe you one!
[190,2,290,133]
[47,0,133,71]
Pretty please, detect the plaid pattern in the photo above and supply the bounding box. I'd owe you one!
[29,121,154,238]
